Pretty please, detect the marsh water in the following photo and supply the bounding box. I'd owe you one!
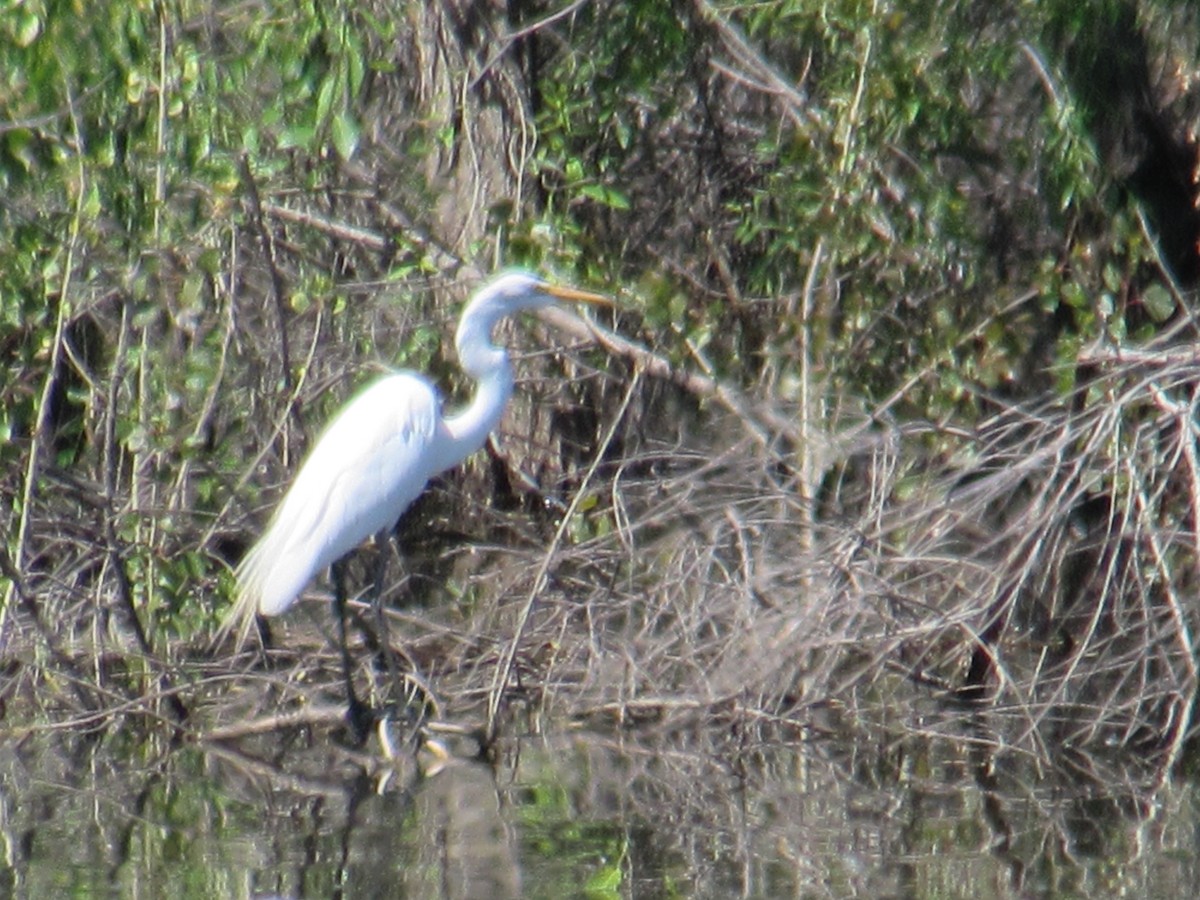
[4,715,1199,899]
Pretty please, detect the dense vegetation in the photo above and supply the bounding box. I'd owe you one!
[4,0,1200,787]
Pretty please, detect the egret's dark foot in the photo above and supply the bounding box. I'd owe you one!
[343,694,376,747]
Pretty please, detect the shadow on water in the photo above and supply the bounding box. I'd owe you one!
[3,711,1200,898]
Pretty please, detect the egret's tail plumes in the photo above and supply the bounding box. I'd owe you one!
[215,512,306,650]
[214,539,270,652]
[216,506,327,650]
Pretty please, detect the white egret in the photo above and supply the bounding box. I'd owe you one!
[220,270,610,733]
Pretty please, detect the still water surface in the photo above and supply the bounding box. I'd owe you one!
[3,721,1199,897]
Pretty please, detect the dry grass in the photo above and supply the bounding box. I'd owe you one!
[6,334,1200,794]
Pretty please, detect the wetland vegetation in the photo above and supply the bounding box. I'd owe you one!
[4,1,1200,895]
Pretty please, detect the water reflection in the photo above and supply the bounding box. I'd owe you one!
[1,720,1198,897]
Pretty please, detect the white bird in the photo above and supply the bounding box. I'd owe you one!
[221,271,611,656]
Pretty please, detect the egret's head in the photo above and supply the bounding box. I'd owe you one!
[456,270,609,375]
[471,269,609,316]
[478,269,549,312]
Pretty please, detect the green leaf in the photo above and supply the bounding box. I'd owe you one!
[1140,283,1175,323]
[579,183,630,210]
[331,110,359,160]
[126,70,147,104]
[81,183,101,221]
[278,126,316,151]
[347,45,365,96]
[584,862,622,897]
[5,128,36,173]
[12,10,41,47]
[315,75,338,129]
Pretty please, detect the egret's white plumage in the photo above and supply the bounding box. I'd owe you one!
[220,271,609,647]
[236,373,443,618]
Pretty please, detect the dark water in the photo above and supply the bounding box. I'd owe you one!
[2,721,1198,898]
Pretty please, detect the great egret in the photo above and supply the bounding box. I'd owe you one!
[220,270,610,732]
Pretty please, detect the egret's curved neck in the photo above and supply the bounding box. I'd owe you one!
[442,358,513,463]
[438,276,561,470]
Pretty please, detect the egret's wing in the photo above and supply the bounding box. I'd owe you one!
[219,372,443,647]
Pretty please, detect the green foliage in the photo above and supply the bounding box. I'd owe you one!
[529,0,1186,425]
[0,0,382,647]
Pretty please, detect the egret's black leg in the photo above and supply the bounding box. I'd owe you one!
[332,558,372,743]
[371,529,403,702]
[370,533,437,732]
